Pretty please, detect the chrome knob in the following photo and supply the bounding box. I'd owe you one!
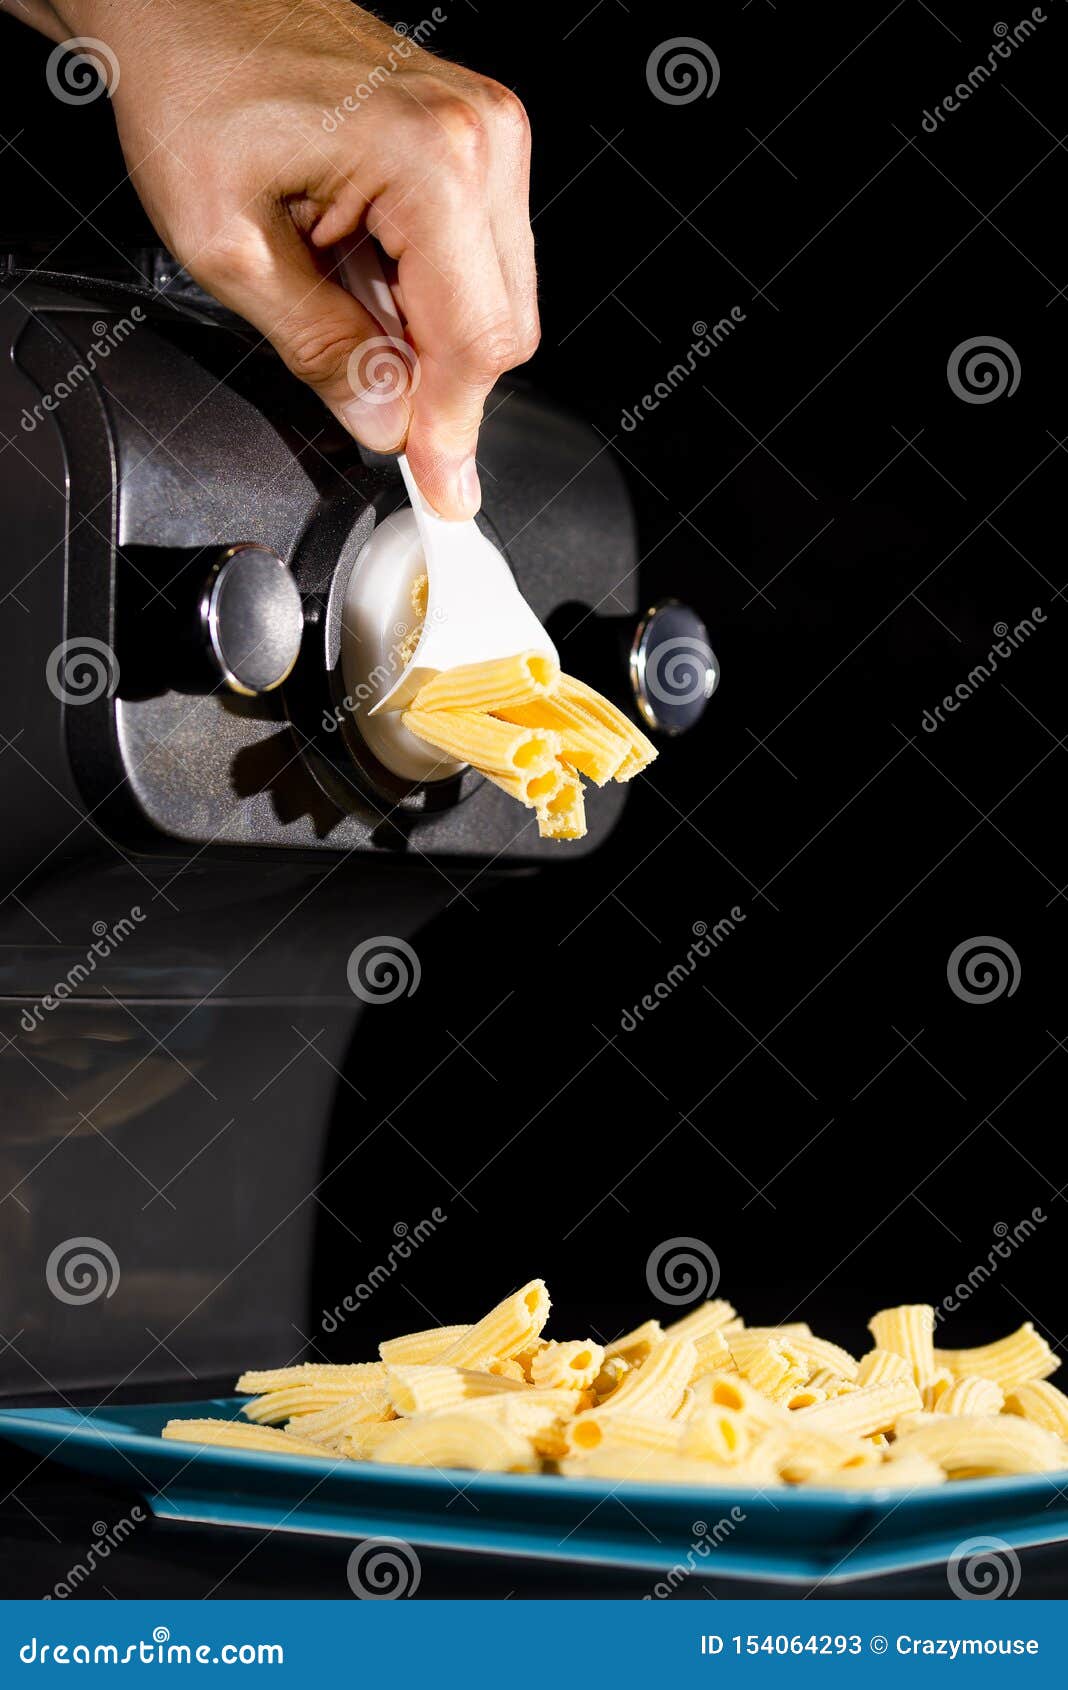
[629,599,719,734]
[198,545,303,697]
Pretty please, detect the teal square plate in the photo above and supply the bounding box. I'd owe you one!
[2,1397,1066,1582]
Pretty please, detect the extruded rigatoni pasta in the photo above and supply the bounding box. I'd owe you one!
[409,650,558,713]
[933,1323,1058,1389]
[159,1285,1066,1491]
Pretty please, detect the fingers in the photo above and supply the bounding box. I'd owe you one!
[192,219,412,454]
[314,83,539,520]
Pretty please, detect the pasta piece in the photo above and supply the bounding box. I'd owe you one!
[868,1304,937,1387]
[242,1384,389,1425]
[1004,1380,1068,1438]
[494,695,630,785]
[931,1378,1004,1417]
[557,1445,780,1486]
[921,1368,955,1411]
[386,1365,524,1416]
[600,1338,696,1419]
[592,1356,631,1399]
[801,1453,947,1490]
[728,1324,812,1340]
[566,1411,681,1457]
[784,1386,827,1410]
[487,1358,527,1383]
[396,573,428,668]
[235,1362,386,1394]
[535,763,587,840]
[605,1319,663,1364]
[855,1349,915,1388]
[411,650,559,713]
[379,1324,472,1365]
[370,1410,538,1473]
[890,1414,1067,1477]
[437,1279,551,1370]
[729,1335,807,1400]
[514,1340,549,1383]
[162,1419,335,1459]
[680,1406,753,1465]
[769,1428,882,1484]
[690,1329,733,1381]
[807,1369,856,1398]
[530,1340,605,1392]
[788,1336,859,1382]
[287,1391,393,1437]
[554,674,657,779]
[690,1371,789,1430]
[793,1379,922,1439]
[662,1300,737,1344]
[933,1323,1059,1389]
[484,763,564,809]
[402,708,561,781]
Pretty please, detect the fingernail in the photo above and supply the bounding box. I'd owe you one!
[458,455,481,515]
[341,396,409,454]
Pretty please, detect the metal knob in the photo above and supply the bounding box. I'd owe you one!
[199,545,303,696]
[629,600,719,734]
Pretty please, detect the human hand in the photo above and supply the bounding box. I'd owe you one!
[27,0,540,518]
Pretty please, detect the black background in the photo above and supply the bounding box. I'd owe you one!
[1,0,1067,1580]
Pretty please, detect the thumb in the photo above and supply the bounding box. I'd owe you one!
[197,230,412,453]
